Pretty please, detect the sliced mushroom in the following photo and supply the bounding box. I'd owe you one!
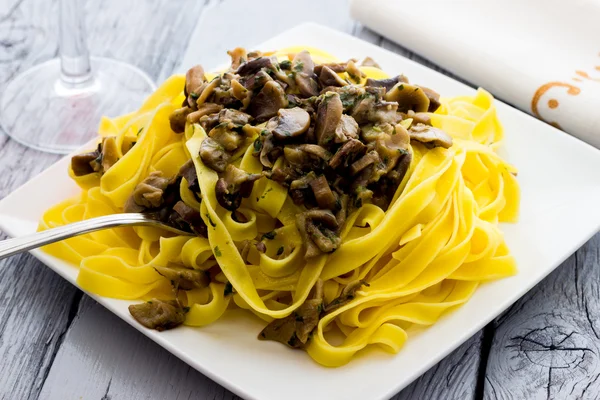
[323,280,368,313]
[258,133,276,168]
[199,137,231,173]
[365,75,408,92]
[208,122,243,152]
[385,83,430,113]
[247,80,288,122]
[310,175,336,210]
[334,114,359,143]
[350,150,380,175]
[124,171,171,213]
[296,209,340,258]
[315,92,343,146]
[418,85,441,112]
[319,66,347,87]
[292,51,319,97]
[129,299,185,332]
[314,62,347,75]
[215,164,261,211]
[199,113,220,132]
[258,280,323,348]
[360,56,381,69]
[172,201,207,237]
[350,92,376,125]
[170,107,193,133]
[218,108,252,126]
[186,103,223,125]
[409,123,453,148]
[100,136,119,172]
[368,100,399,124]
[296,144,331,161]
[241,70,273,91]
[227,47,247,69]
[335,193,349,230]
[154,265,210,291]
[345,60,364,84]
[272,107,311,140]
[71,149,100,176]
[185,65,206,98]
[328,138,366,169]
[236,56,273,76]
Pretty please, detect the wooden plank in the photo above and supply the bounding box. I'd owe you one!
[0,1,206,399]
[485,232,600,399]
[38,296,241,400]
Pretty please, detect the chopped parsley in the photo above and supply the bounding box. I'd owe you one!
[279,59,292,70]
[214,246,222,257]
[190,92,200,99]
[183,306,190,313]
[260,187,273,199]
[205,213,216,227]
[276,246,284,256]
[137,127,144,136]
[253,138,262,152]
[293,61,304,72]
[261,231,276,240]
[398,84,404,91]
[261,129,269,136]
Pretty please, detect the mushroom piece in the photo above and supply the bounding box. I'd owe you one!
[360,56,381,69]
[368,100,400,125]
[71,149,101,176]
[236,56,273,76]
[100,136,119,172]
[296,144,331,161]
[178,159,199,193]
[318,66,347,87]
[365,75,408,93]
[208,122,243,152]
[328,138,366,170]
[215,164,261,211]
[334,114,359,143]
[385,83,430,113]
[129,299,185,332]
[309,175,336,210]
[345,60,364,84]
[258,280,324,348]
[350,150,380,175]
[418,85,442,112]
[409,123,453,148]
[199,137,231,173]
[271,107,311,141]
[171,201,207,237]
[187,103,223,125]
[227,47,247,69]
[123,171,171,213]
[154,265,210,291]
[170,107,193,133]
[314,92,343,146]
[292,50,319,98]
[241,70,273,91]
[247,80,288,122]
[323,280,368,313]
[185,65,206,97]
[296,209,341,258]
[230,79,250,107]
[218,108,252,126]
[350,92,377,125]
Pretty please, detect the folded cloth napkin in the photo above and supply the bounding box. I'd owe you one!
[351,0,600,147]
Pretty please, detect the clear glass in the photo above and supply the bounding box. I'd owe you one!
[0,0,156,154]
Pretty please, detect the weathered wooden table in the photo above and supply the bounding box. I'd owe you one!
[2,1,600,399]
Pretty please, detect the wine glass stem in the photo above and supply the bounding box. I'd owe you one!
[59,0,92,86]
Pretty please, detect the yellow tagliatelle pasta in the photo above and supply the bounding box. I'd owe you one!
[40,47,519,367]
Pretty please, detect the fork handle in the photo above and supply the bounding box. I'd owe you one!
[0,213,151,261]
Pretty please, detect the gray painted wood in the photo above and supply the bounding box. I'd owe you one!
[1,0,599,399]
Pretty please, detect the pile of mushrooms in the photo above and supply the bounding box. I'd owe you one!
[169,48,452,259]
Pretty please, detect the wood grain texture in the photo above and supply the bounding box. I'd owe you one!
[485,233,600,400]
[2,0,600,399]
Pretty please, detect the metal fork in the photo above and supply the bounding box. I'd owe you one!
[0,213,192,261]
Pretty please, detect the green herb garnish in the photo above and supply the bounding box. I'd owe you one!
[214,246,222,257]
[262,231,276,240]
[276,246,284,256]
[205,213,216,227]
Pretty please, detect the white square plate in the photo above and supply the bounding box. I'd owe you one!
[2,23,600,400]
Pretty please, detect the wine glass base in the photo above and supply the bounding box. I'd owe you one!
[0,57,156,154]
